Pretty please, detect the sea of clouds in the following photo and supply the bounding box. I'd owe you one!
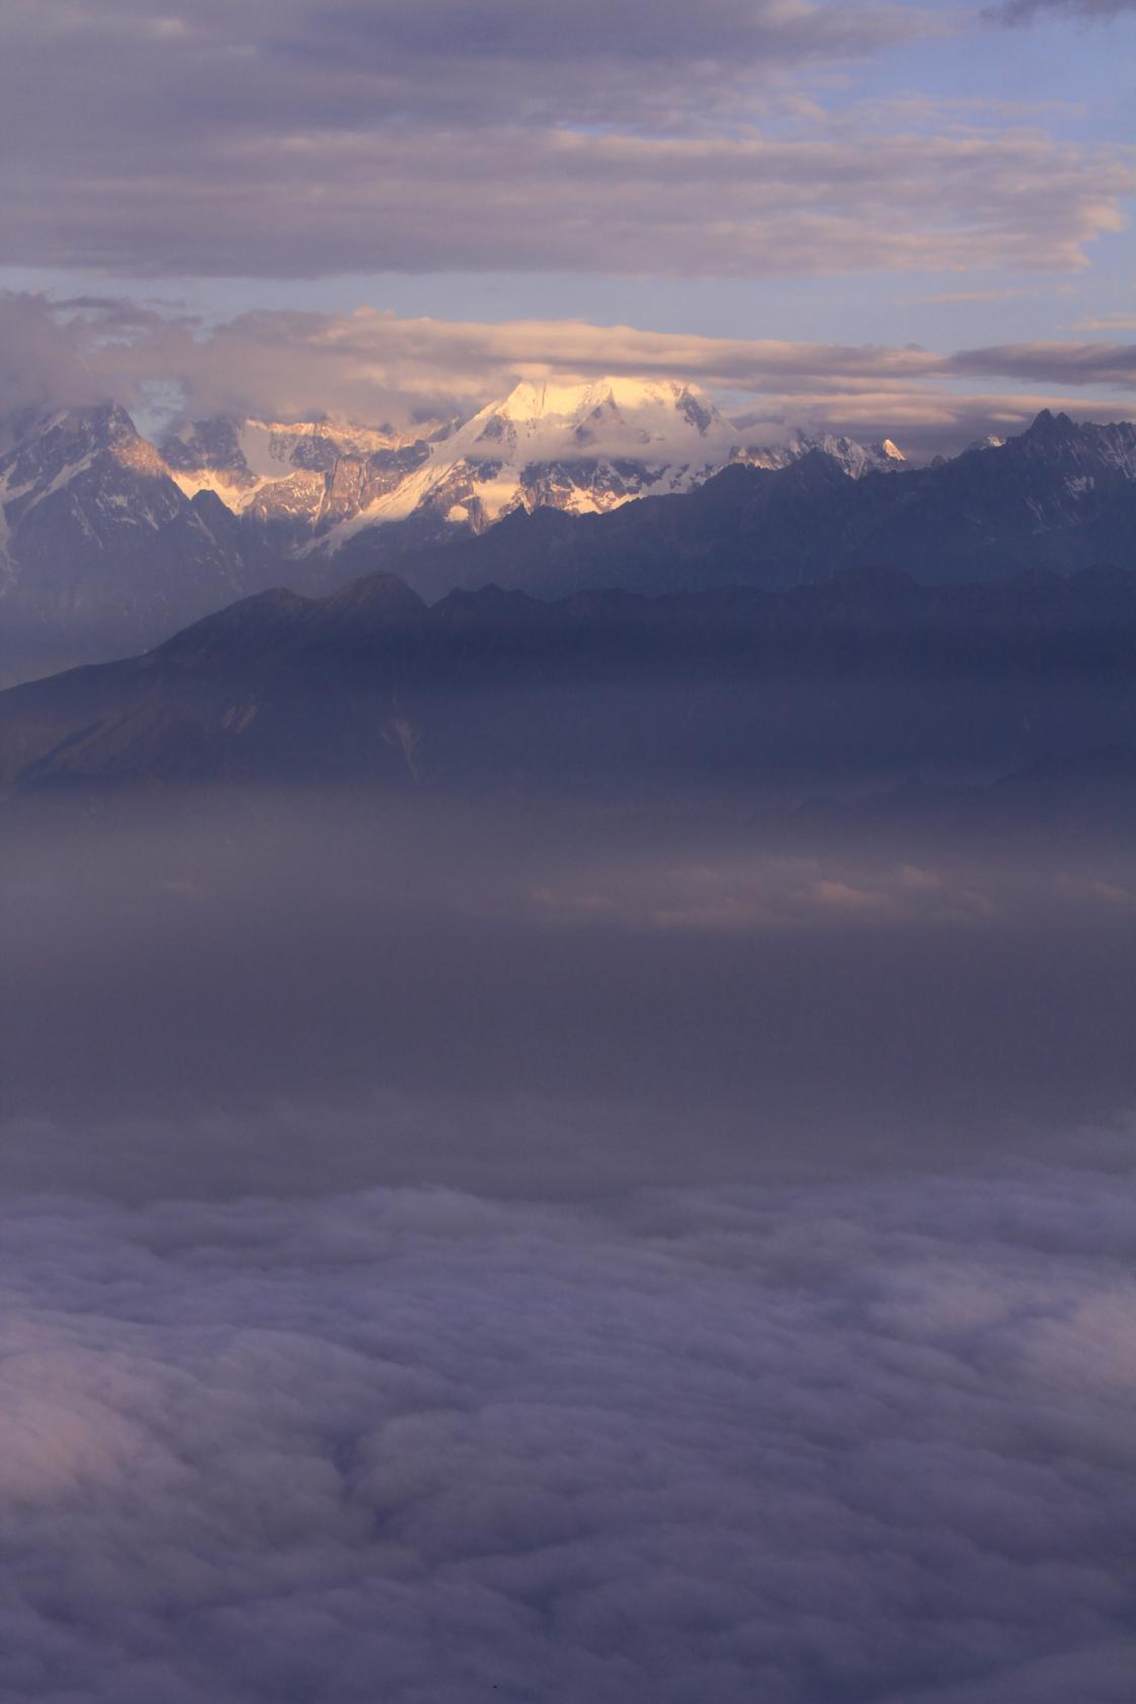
[3,789,1135,1699]
[2,1143,1135,1703]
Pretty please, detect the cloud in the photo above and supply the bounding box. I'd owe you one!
[527,850,1083,934]
[5,291,1133,457]
[946,340,1136,387]
[4,1,926,138]
[989,0,1136,23]
[0,122,1128,283]
[0,293,107,426]
[0,1,1128,284]
[0,1149,1132,1702]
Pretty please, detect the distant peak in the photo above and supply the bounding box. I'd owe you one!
[43,399,139,444]
[327,571,426,620]
[1028,408,1075,434]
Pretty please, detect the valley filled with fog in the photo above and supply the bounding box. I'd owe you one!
[2,780,1134,1701]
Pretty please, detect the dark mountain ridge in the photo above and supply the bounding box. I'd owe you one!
[4,560,1136,792]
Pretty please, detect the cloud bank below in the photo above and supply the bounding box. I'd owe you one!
[1,1149,1133,1704]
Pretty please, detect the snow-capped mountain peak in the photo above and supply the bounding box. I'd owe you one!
[494,375,726,439]
[459,376,732,462]
[315,377,738,553]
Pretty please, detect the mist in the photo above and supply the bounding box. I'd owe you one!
[4,784,1136,1180]
[2,783,1135,1700]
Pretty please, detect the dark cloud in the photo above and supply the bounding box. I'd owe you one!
[0,1,1127,282]
[4,1,923,136]
[0,0,922,200]
[947,341,1136,388]
[305,0,920,69]
[989,0,1136,22]
[0,123,1125,282]
[0,1155,1133,1702]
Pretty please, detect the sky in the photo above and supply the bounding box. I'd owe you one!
[1,0,1134,448]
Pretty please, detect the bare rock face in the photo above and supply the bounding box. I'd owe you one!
[159,416,438,554]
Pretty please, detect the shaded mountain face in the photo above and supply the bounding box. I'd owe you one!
[363,412,1136,601]
[4,561,1136,799]
[0,403,266,671]
[844,410,1136,584]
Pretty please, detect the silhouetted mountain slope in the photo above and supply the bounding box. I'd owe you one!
[4,562,1136,793]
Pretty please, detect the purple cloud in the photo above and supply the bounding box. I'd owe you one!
[1,2,1128,284]
[0,1152,1132,1702]
[4,292,1133,458]
[990,0,1136,21]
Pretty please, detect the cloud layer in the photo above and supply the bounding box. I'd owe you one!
[991,0,1136,22]
[1,1152,1133,1703]
[4,291,1134,453]
[4,126,1129,282]
[1,782,1134,1699]
[0,1,1130,282]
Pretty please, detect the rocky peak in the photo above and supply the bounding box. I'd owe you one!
[1014,411,1136,479]
[162,417,255,484]
[1025,409,1076,440]
[0,401,142,496]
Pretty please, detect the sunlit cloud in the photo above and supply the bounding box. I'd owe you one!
[4,292,1134,456]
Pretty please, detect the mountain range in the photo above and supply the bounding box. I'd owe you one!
[158,378,907,564]
[383,407,1136,602]
[5,557,1136,797]
[0,378,1133,674]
